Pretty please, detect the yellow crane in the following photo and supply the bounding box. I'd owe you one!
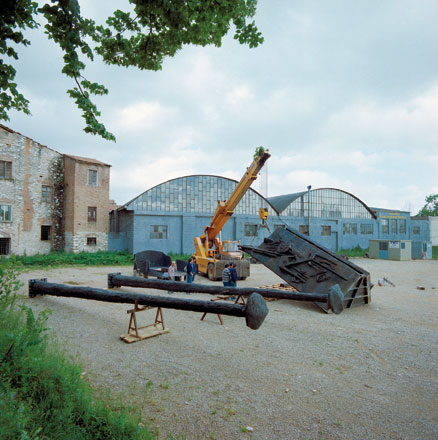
[193,147,271,280]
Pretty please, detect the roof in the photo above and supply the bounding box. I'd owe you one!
[267,191,307,214]
[64,154,111,167]
[118,174,280,214]
[0,123,61,155]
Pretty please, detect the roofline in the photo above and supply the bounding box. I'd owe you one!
[64,154,111,168]
[0,123,62,156]
[118,174,280,215]
[308,187,377,219]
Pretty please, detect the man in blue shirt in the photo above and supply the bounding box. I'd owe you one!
[229,263,238,287]
[186,258,194,284]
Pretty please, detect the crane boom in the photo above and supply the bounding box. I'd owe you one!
[193,147,271,280]
[202,149,271,244]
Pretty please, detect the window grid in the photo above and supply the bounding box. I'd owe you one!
[88,169,98,186]
[88,207,97,222]
[0,238,10,255]
[87,237,97,245]
[41,185,53,203]
[0,160,12,179]
[41,225,51,241]
[343,223,357,235]
[244,224,258,237]
[0,205,11,221]
[321,226,331,236]
[128,176,276,216]
[150,225,168,239]
[360,224,373,235]
[284,189,373,219]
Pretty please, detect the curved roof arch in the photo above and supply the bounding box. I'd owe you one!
[120,174,279,216]
[279,187,376,219]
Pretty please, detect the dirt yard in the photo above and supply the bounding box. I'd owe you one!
[20,259,438,440]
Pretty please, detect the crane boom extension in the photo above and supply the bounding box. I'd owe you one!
[193,148,270,280]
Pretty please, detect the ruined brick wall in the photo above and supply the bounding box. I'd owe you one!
[0,126,61,255]
[64,155,110,253]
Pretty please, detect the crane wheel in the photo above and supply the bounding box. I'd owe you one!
[207,264,215,280]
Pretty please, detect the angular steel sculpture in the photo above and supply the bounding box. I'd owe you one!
[28,279,268,330]
[240,226,371,311]
[107,273,344,314]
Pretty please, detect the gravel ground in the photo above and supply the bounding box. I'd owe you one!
[19,259,438,440]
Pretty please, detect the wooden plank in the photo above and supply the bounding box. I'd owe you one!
[120,327,170,344]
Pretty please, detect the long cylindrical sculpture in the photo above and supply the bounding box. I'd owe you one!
[28,279,268,330]
[107,274,344,314]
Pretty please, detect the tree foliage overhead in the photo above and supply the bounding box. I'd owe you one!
[417,194,438,216]
[0,0,263,141]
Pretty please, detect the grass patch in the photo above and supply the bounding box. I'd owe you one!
[432,246,438,259]
[336,245,369,258]
[2,251,194,270]
[0,263,153,439]
[5,250,134,269]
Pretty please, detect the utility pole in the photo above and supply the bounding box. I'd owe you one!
[307,185,312,235]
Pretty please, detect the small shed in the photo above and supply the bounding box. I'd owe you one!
[369,240,411,261]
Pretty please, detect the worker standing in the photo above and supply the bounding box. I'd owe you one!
[229,263,238,287]
[186,257,194,284]
[167,261,177,294]
[222,264,231,286]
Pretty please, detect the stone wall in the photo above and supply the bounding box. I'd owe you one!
[0,125,61,255]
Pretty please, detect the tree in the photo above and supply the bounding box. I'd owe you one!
[0,0,263,141]
[418,194,438,216]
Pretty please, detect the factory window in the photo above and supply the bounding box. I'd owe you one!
[87,237,97,246]
[150,225,167,239]
[41,225,51,241]
[412,226,420,235]
[381,219,389,234]
[244,224,258,237]
[321,226,331,236]
[379,241,388,251]
[0,238,10,255]
[360,224,373,235]
[88,207,97,222]
[391,219,397,234]
[401,242,406,249]
[299,225,309,235]
[41,185,53,203]
[0,205,11,222]
[343,223,357,235]
[0,160,12,179]
[88,169,98,186]
[399,219,406,234]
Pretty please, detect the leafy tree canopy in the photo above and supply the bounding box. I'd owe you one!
[418,194,438,216]
[0,0,263,141]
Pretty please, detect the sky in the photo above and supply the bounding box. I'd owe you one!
[6,0,438,214]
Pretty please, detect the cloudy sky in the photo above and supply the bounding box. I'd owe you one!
[7,0,438,213]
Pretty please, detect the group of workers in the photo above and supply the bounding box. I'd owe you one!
[167,259,238,287]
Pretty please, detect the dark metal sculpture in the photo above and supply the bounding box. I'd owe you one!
[107,273,344,314]
[240,225,371,311]
[133,250,185,280]
[28,279,268,330]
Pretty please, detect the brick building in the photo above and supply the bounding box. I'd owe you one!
[0,124,110,256]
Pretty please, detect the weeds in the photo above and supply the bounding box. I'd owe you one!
[336,245,369,258]
[0,262,153,439]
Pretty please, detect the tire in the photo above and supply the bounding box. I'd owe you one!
[207,263,215,280]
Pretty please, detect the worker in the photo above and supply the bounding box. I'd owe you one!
[167,261,177,294]
[222,264,231,286]
[186,257,194,284]
[229,263,238,287]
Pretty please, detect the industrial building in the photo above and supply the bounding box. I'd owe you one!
[1,123,433,258]
[109,176,432,257]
